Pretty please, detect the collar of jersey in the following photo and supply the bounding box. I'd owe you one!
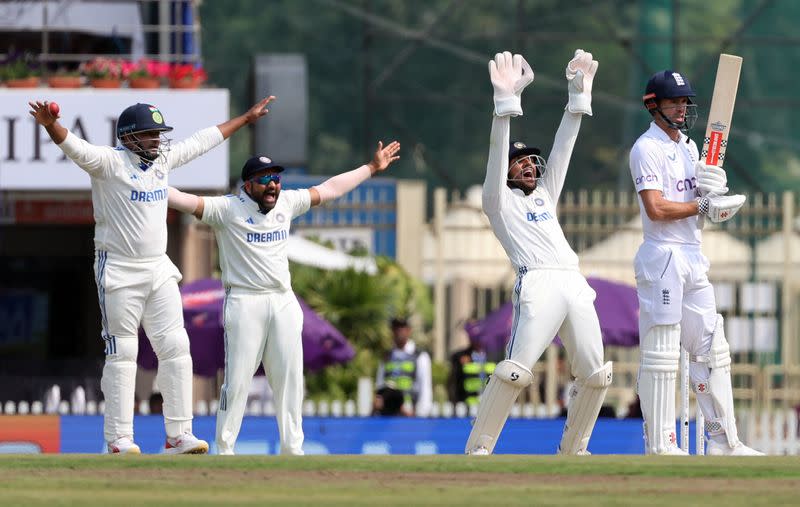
[238,187,270,215]
[648,121,686,144]
[123,147,155,171]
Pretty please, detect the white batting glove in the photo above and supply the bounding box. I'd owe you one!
[695,161,729,196]
[565,49,598,116]
[488,51,534,117]
[697,193,746,223]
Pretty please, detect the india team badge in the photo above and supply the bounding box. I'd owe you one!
[148,105,164,124]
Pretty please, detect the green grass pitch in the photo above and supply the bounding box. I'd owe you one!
[1,455,799,506]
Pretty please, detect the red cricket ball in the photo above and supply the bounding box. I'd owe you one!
[48,102,60,116]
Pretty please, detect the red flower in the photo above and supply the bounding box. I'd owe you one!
[168,63,207,85]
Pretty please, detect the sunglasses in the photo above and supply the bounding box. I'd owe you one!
[252,174,281,185]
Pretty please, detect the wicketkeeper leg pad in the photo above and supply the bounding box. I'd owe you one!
[151,327,193,438]
[558,361,613,455]
[691,314,739,447]
[101,335,138,443]
[638,324,681,454]
[465,360,532,454]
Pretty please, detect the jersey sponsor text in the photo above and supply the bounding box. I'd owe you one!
[129,188,169,203]
[246,229,288,243]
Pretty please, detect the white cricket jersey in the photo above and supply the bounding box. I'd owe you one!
[201,188,311,292]
[630,122,701,245]
[58,127,224,258]
[482,113,582,271]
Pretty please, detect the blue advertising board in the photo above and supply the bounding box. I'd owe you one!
[58,416,703,455]
[281,175,397,258]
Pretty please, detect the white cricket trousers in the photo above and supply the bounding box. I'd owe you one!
[634,242,717,355]
[94,251,193,443]
[216,288,305,455]
[506,268,605,381]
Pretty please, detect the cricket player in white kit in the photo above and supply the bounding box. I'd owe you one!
[630,70,761,455]
[168,135,401,455]
[465,51,612,456]
[29,95,275,454]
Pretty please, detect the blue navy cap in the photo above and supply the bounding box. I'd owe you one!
[643,70,696,109]
[508,140,541,162]
[116,103,173,139]
[241,155,285,181]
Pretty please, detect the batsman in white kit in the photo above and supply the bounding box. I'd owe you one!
[168,135,401,455]
[29,95,275,454]
[629,70,762,455]
[465,50,612,456]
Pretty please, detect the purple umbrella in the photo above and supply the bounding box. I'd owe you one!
[138,279,355,374]
[465,277,640,356]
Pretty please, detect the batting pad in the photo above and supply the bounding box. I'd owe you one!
[697,314,739,447]
[465,360,532,455]
[638,324,681,454]
[558,361,613,455]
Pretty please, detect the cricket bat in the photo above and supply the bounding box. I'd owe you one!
[698,54,742,230]
[700,54,743,168]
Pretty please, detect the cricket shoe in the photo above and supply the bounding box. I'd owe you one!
[108,436,141,455]
[652,445,689,456]
[164,432,209,455]
[466,446,490,456]
[706,440,764,456]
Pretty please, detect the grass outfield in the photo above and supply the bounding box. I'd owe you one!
[1,455,799,506]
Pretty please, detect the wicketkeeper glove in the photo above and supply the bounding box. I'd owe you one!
[566,49,598,116]
[489,51,534,117]
[696,193,746,223]
[695,161,729,196]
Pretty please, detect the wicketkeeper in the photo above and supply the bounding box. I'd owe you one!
[465,50,612,456]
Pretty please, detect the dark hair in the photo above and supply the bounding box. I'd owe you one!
[390,317,409,328]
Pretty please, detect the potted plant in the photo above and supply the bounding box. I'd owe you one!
[80,57,125,88]
[168,63,207,89]
[0,52,41,88]
[47,68,83,88]
[125,58,170,89]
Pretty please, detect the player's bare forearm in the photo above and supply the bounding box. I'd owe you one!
[310,140,400,207]
[639,189,699,221]
[168,187,204,219]
[217,96,275,139]
[28,100,67,144]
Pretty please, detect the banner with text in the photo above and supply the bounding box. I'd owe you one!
[0,89,230,191]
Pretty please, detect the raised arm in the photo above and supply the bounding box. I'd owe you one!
[483,52,534,214]
[217,96,275,140]
[29,100,67,144]
[542,50,598,200]
[308,140,400,207]
[168,187,204,219]
[166,96,277,170]
[29,100,114,177]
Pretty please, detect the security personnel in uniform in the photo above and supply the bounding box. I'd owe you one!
[374,317,432,416]
[449,335,496,407]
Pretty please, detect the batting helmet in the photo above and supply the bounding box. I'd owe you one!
[642,70,696,112]
[642,70,698,133]
[116,103,173,139]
